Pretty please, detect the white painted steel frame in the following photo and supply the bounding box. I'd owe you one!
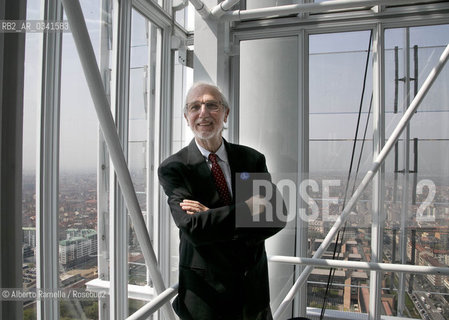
[59,0,176,319]
[397,28,411,317]
[294,28,309,319]
[87,278,157,301]
[230,3,449,35]
[98,0,113,318]
[229,6,449,319]
[109,0,131,318]
[88,251,449,319]
[188,0,211,18]
[157,19,174,292]
[268,256,449,276]
[145,22,159,288]
[126,284,179,320]
[133,0,190,41]
[221,0,444,22]
[36,0,63,319]
[370,22,385,320]
[112,3,449,319]
[273,41,449,320]
[210,0,240,18]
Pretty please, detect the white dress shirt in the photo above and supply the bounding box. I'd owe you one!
[195,140,233,197]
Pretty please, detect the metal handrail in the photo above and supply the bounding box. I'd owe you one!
[269,256,449,275]
[114,253,449,319]
[127,284,179,320]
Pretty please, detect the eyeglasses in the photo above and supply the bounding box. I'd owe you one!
[186,100,222,114]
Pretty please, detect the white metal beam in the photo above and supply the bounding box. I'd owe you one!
[221,0,442,22]
[98,0,113,319]
[60,0,176,319]
[294,28,309,319]
[210,0,240,18]
[369,22,385,320]
[126,284,179,320]
[189,0,211,18]
[273,42,449,319]
[398,27,411,317]
[109,0,132,318]
[269,256,449,276]
[36,0,63,319]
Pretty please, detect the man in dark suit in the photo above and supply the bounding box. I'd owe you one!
[158,82,286,320]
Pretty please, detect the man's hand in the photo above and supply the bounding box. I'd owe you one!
[180,199,209,215]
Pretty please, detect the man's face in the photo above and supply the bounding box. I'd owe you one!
[184,85,229,141]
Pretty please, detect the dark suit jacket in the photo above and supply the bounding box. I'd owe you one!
[158,139,286,320]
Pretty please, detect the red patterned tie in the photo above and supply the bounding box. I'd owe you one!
[208,153,232,205]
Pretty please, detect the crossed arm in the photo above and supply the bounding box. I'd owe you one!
[180,197,269,216]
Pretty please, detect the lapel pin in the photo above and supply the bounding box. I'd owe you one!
[240,172,250,180]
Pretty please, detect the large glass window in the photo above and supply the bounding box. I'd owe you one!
[57,1,102,318]
[169,49,193,286]
[309,30,373,313]
[128,8,162,290]
[383,24,449,319]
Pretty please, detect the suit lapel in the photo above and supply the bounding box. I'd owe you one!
[223,139,239,197]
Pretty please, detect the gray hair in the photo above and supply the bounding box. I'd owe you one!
[184,82,230,114]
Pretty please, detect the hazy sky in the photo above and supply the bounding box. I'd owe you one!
[23,0,102,172]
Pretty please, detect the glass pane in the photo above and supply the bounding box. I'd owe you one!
[169,49,193,286]
[384,24,449,319]
[309,30,373,313]
[240,36,299,318]
[128,9,162,293]
[58,0,101,318]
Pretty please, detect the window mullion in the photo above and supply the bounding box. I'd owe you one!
[294,28,309,319]
[98,0,113,319]
[369,22,386,320]
[36,0,63,319]
[109,0,132,318]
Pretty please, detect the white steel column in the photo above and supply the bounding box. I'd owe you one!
[369,23,385,320]
[157,24,173,291]
[98,0,112,319]
[109,0,132,318]
[36,0,63,319]
[397,27,411,317]
[146,22,158,287]
[294,28,309,319]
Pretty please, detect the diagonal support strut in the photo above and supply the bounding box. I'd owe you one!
[274,42,449,319]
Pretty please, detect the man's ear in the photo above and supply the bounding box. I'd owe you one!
[224,108,230,123]
[184,113,189,126]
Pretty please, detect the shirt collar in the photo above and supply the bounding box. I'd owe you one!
[195,139,229,163]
